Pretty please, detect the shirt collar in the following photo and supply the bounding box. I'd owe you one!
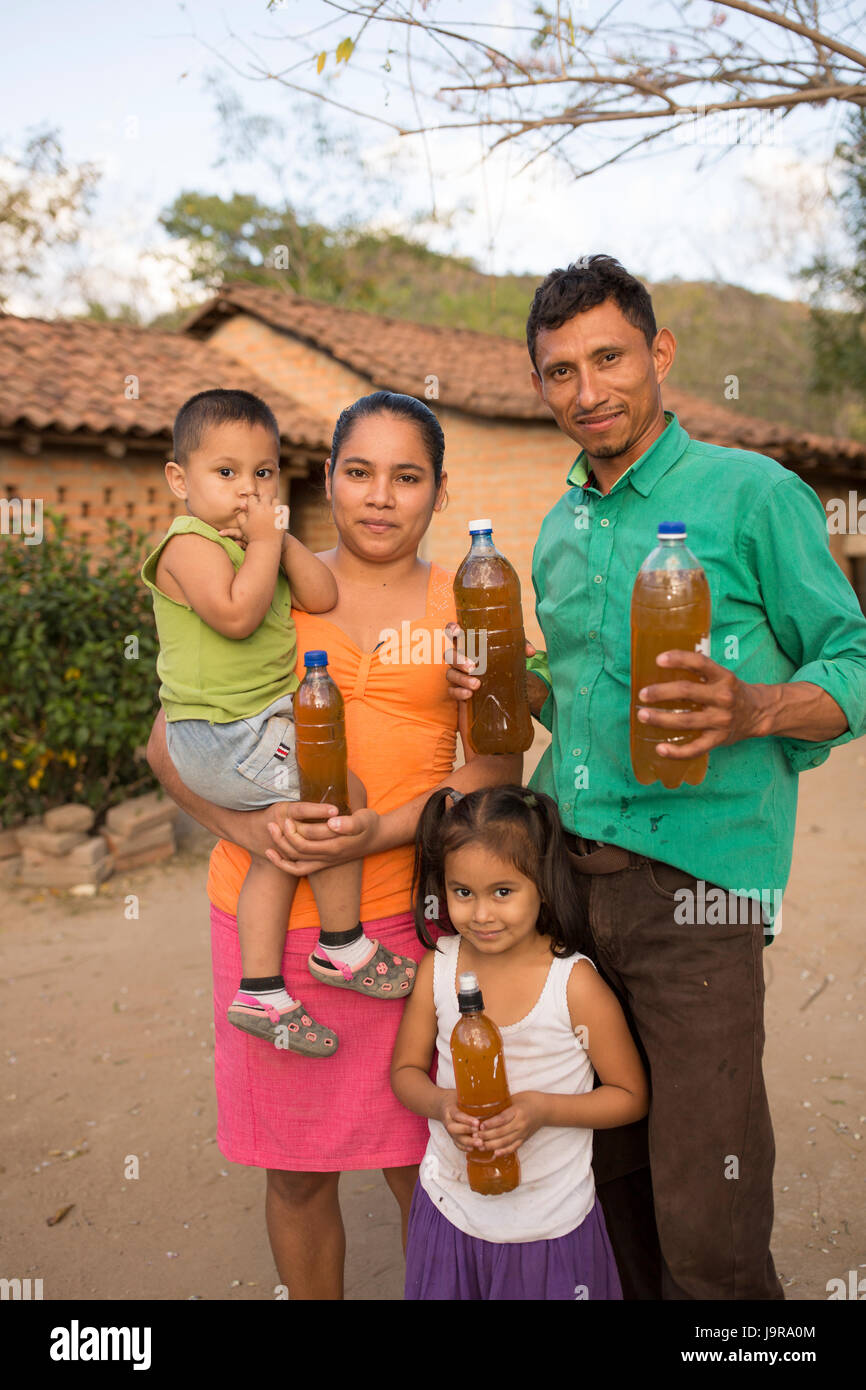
[566,412,690,497]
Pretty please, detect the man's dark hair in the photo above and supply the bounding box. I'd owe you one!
[526,254,657,370]
[172,388,280,467]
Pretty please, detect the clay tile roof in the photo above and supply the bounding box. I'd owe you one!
[0,313,332,452]
[185,283,866,477]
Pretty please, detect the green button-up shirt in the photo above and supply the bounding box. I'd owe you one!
[527,412,866,926]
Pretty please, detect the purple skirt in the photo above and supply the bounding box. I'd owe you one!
[404,1182,623,1301]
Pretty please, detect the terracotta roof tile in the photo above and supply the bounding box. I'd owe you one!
[185,283,866,476]
[0,314,332,452]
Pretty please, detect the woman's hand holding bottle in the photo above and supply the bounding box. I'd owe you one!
[266,805,381,876]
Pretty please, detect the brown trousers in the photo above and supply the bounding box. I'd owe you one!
[564,835,784,1301]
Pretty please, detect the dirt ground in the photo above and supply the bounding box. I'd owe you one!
[1,735,864,1302]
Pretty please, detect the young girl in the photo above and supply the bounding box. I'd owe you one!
[391,784,649,1300]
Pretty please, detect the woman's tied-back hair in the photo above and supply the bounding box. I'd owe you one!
[411,784,587,957]
[329,390,445,485]
[173,388,280,468]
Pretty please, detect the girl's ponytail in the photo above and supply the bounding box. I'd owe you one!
[529,791,591,957]
[411,787,459,950]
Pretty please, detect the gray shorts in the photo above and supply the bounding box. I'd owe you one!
[165,690,301,811]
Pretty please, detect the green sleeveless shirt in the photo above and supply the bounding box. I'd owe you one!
[141,515,299,723]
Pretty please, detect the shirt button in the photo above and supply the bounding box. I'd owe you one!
[562,801,572,813]
[600,518,610,527]
[580,686,588,695]
[594,574,603,584]
[572,748,581,756]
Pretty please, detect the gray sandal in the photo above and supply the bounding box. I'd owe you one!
[227,993,339,1057]
[307,940,416,998]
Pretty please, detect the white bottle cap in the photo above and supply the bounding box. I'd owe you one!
[458,971,479,993]
[468,518,493,532]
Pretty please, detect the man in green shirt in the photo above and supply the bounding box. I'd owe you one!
[448,255,866,1300]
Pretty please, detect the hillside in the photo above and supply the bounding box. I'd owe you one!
[151,232,862,441]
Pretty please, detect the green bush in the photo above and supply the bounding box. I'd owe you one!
[0,512,161,827]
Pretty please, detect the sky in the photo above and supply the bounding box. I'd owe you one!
[1,0,856,318]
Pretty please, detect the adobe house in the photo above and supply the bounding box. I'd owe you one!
[2,287,865,646]
[0,313,333,550]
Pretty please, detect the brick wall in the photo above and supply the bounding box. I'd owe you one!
[0,443,181,553]
[207,315,576,643]
[0,438,303,558]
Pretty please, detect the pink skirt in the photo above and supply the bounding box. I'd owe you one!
[210,904,438,1171]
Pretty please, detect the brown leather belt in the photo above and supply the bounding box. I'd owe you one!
[564,832,635,875]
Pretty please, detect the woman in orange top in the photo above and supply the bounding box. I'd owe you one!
[146,391,521,1299]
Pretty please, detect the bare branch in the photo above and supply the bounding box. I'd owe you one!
[714,0,866,70]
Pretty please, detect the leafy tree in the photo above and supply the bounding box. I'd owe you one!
[0,516,159,826]
[0,128,100,309]
[801,107,866,431]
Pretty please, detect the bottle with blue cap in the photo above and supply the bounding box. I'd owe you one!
[293,650,350,815]
[453,520,533,754]
[630,522,711,789]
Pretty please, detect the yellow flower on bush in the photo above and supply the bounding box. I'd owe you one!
[63,667,82,681]
[12,758,25,770]
[60,750,78,768]
[28,769,45,789]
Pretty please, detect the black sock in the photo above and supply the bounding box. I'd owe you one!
[317,923,363,948]
[240,975,286,993]
[312,922,365,967]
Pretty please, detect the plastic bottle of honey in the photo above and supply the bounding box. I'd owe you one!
[450,970,520,1195]
[293,650,350,815]
[630,522,711,789]
[453,520,533,755]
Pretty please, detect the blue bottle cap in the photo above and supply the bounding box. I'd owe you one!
[657,521,687,537]
[303,650,328,666]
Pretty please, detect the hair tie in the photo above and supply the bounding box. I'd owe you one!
[446,788,463,805]
[522,792,538,808]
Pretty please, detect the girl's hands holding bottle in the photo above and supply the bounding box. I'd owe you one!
[437,1089,486,1153]
[437,1088,547,1157]
[477,1092,548,1158]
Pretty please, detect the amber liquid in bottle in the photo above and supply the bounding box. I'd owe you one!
[630,528,711,790]
[293,650,350,816]
[450,972,520,1196]
[453,522,533,755]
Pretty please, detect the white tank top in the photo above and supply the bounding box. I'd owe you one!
[419,934,597,1243]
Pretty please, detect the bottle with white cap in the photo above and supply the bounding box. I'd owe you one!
[449,970,520,1195]
[630,521,712,789]
[453,520,533,755]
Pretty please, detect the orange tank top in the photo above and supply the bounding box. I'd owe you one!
[206,563,459,928]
